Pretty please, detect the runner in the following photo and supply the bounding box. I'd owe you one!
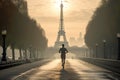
[59,44,68,69]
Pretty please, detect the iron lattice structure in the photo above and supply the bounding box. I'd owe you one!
[54,1,69,48]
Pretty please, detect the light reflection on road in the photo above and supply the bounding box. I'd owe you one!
[13,59,120,80]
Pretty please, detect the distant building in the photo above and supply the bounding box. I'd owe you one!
[69,37,76,46]
[78,32,82,41]
[11,0,28,16]
[69,32,84,47]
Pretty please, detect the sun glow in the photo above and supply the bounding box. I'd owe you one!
[27,0,101,47]
[54,0,70,12]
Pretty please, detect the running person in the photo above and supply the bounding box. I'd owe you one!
[59,44,68,69]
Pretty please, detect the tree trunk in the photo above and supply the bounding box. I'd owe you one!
[19,48,22,60]
[24,49,27,60]
[12,46,15,61]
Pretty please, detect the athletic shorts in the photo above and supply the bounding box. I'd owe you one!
[61,54,66,59]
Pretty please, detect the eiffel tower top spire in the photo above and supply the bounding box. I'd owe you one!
[61,0,63,3]
[59,0,64,31]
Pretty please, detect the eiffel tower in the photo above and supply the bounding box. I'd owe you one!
[54,0,69,48]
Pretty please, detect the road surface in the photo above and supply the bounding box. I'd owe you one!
[0,59,120,80]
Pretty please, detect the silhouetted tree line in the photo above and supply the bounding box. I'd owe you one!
[85,0,120,59]
[0,0,48,60]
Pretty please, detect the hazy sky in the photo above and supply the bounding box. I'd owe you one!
[26,0,101,47]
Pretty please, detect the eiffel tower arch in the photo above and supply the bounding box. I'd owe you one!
[54,0,69,48]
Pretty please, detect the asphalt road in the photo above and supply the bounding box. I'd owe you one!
[0,59,120,80]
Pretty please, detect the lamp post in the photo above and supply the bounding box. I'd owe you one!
[95,43,98,58]
[1,30,7,61]
[117,33,120,60]
[103,40,106,58]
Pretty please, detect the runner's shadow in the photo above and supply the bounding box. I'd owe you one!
[59,69,81,80]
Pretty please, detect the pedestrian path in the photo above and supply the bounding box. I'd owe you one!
[13,59,120,80]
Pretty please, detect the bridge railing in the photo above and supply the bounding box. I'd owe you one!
[80,57,120,73]
[0,60,27,69]
[0,58,44,70]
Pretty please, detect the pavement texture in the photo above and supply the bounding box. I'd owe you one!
[8,59,120,80]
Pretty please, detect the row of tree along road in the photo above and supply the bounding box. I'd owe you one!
[0,0,48,62]
[85,0,120,60]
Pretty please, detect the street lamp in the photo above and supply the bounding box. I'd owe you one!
[103,40,106,58]
[117,33,120,60]
[1,30,7,61]
[95,43,98,58]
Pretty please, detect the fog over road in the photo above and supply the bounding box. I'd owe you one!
[10,59,120,80]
